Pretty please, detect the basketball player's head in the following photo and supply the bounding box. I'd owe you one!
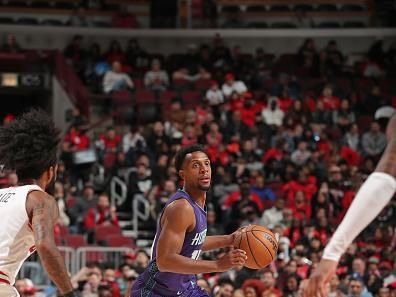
[174,144,211,192]
[0,109,60,190]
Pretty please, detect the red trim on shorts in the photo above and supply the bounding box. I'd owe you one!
[29,245,36,253]
[0,278,10,285]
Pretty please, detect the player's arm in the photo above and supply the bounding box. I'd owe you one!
[156,199,246,274]
[202,235,233,251]
[26,191,76,296]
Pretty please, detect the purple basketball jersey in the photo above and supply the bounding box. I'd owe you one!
[131,189,207,297]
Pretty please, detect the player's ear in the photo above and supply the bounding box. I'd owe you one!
[179,169,185,180]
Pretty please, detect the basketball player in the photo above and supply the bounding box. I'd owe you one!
[304,114,396,297]
[0,109,76,297]
[131,145,247,297]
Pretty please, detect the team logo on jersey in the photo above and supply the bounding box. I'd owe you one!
[191,229,207,246]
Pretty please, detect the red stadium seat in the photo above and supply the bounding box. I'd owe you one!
[173,79,191,91]
[112,90,133,107]
[194,79,212,92]
[106,235,135,248]
[95,225,122,243]
[133,78,144,90]
[159,91,177,104]
[135,90,156,104]
[103,152,117,170]
[64,235,87,249]
[182,91,202,105]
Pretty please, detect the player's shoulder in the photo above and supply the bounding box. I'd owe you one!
[165,198,194,214]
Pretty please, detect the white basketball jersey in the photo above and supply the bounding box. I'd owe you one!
[0,185,43,286]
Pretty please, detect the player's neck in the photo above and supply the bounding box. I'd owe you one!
[183,186,206,208]
[18,178,46,190]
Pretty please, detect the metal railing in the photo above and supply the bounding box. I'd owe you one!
[76,247,134,271]
[110,176,128,207]
[132,193,150,237]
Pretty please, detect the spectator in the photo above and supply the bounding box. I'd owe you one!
[122,125,146,154]
[144,59,169,91]
[64,35,86,76]
[260,270,282,297]
[214,278,235,297]
[84,193,118,230]
[67,6,90,27]
[262,97,285,127]
[2,33,21,53]
[291,141,312,166]
[206,80,224,106]
[318,85,341,111]
[103,61,133,94]
[260,198,285,229]
[54,181,71,227]
[69,184,97,229]
[343,123,361,152]
[111,4,139,28]
[125,39,150,70]
[82,272,102,297]
[348,277,373,297]
[250,174,276,204]
[242,279,265,297]
[105,40,125,64]
[222,73,247,98]
[333,99,356,132]
[102,268,121,297]
[361,121,387,158]
[98,126,122,154]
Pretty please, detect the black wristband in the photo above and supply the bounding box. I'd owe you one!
[62,291,78,297]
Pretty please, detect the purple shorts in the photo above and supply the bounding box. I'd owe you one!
[131,286,210,297]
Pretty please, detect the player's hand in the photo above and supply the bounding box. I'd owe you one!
[215,248,247,272]
[230,226,247,247]
[304,259,337,297]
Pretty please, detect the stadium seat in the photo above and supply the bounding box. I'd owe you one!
[248,22,268,28]
[294,4,313,12]
[31,1,52,8]
[112,90,133,106]
[221,6,240,13]
[41,19,64,26]
[103,152,117,170]
[246,5,266,12]
[271,22,297,28]
[341,4,364,11]
[55,2,76,9]
[317,22,341,28]
[181,90,202,105]
[6,1,27,7]
[194,79,212,92]
[357,115,374,132]
[17,18,39,25]
[106,235,135,247]
[64,235,87,248]
[173,79,191,91]
[137,103,159,123]
[269,5,290,12]
[159,90,177,104]
[95,225,122,244]
[92,21,111,28]
[135,90,156,104]
[0,17,14,24]
[343,21,365,28]
[317,4,338,11]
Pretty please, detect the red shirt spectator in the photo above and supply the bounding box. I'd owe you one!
[64,127,90,151]
[99,127,121,152]
[318,85,341,110]
[84,193,119,231]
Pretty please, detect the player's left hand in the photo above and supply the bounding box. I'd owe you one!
[230,226,247,247]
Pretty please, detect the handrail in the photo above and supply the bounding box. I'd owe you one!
[110,176,128,207]
[132,193,150,237]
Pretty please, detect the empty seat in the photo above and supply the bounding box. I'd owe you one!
[294,4,313,12]
[64,235,87,248]
[317,21,341,28]
[106,235,135,247]
[343,21,365,28]
[17,18,39,25]
[341,4,364,11]
[269,5,290,12]
[317,4,338,11]
[135,90,156,104]
[31,1,52,8]
[0,17,14,24]
[133,78,144,90]
[92,21,111,28]
[246,5,266,12]
[271,22,296,28]
[194,79,212,91]
[182,91,201,105]
[221,5,240,13]
[55,1,76,9]
[41,19,64,26]
[248,22,268,28]
[95,225,122,243]
[159,90,177,104]
[173,79,191,91]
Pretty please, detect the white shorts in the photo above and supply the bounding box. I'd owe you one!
[0,284,19,297]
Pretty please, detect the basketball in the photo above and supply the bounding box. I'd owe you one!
[234,225,278,270]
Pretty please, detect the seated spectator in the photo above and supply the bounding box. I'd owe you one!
[222,73,247,98]
[63,126,90,152]
[103,61,134,94]
[173,65,211,82]
[144,59,169,91]
[214,279,235,297]
[122,125,146,155]
[323,40,344,75]
[67,6,90,27]
[105,40,125,64]
[311,100,332,126]
[125,39,150,70]
[260,269,282,297]
[112,5,139,28]
[64,35,86,76]
[82,272,102,296]
[54,181,71,227]
[205,80,224,107]
[342,123,361,151]
[361,121,387,158]
[98,126,122,154]
[83,192,119,234]
[102,268,121,297]
[291,141,312,166]
[2,33,21,53]
[348,276,373,297]
[260,198,285,229]
[333,99,356,131]
[251,174,276,204]
[318,85,341,110]
[262,97,285,127]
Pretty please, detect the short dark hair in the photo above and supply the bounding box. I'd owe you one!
[0,109,60,180]
[174,144,206,172]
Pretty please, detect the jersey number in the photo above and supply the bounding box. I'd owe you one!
[191,250,201,260]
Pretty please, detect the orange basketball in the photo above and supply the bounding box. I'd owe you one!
[234,225,278,269]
